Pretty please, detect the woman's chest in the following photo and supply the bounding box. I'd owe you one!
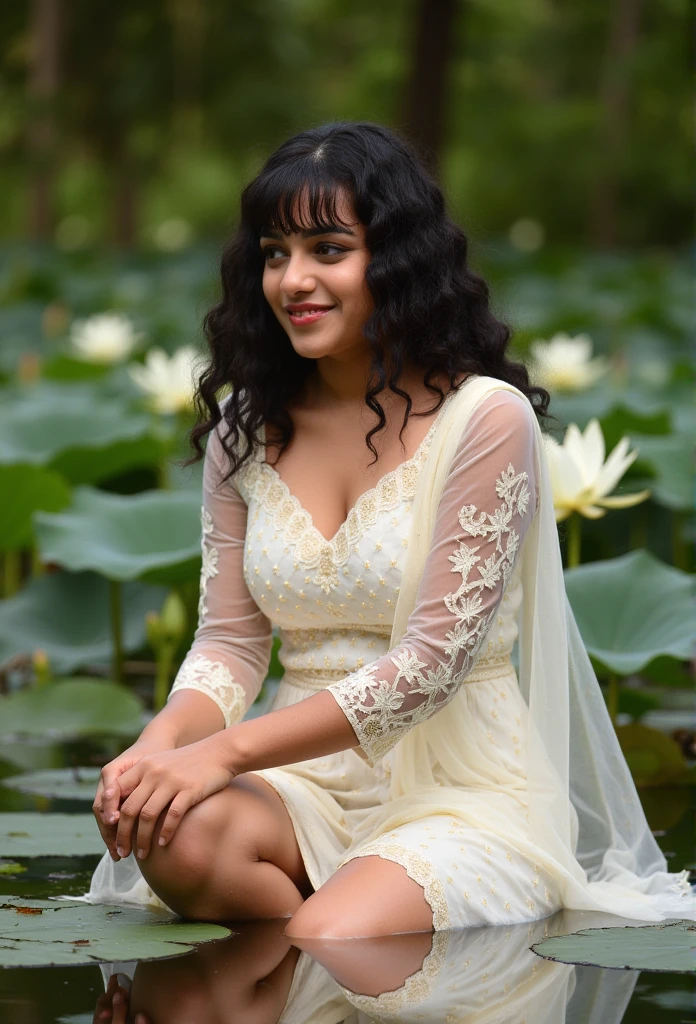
[237,459,416,627]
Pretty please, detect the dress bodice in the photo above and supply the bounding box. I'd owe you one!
[236,443,523,683]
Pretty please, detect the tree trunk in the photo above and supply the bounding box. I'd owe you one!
[589,0,641,249]
[400,0,460,179]
[27,0,62,240]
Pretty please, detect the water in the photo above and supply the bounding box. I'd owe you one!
[0,779,693,1023]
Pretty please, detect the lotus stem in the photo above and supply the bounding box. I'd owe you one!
[567,514,582,569]
[2,550,21,598]
[671,510,689,572]
[153,643,176,712]
[30,542,45,579]
[109,580,124,684]
[607,674,620,726]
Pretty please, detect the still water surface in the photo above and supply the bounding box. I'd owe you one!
[0,783,693,1023]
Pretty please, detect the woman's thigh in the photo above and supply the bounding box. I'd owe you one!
[285,854,433,939]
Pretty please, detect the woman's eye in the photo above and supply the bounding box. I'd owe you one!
[262,246,284,260]
[315,243,346,256]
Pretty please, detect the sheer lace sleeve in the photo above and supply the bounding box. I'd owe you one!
[327,390,538,766]
[168,418,273,728]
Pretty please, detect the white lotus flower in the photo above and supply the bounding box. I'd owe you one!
[70,313,140,363]
[529,333,610,391]
[128,346,201,414]
[544,419,651,522]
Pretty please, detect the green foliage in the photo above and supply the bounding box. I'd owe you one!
[0,679,145,741]
[34,486,202,584]
[531,921,696,974]
[1,768,101,802]
[0,385,163,485]
[564,551,695,675]
[0,570,166,674]
[0,464,72,552]
[0,814,103,857]
[0,896,230,967]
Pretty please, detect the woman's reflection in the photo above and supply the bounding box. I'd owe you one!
[93,909,639,1024]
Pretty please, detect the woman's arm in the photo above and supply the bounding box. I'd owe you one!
[98,409,272,836]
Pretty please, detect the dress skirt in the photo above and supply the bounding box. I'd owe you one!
[252,663,565,932]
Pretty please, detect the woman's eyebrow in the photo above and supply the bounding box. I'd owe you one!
[260,225,357,240]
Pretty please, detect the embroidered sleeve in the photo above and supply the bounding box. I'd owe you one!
[327,391,538,765]
[168,411,273,728]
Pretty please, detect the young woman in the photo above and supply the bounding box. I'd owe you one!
[88,121,694,938]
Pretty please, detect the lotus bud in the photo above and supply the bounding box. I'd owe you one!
[32,648,51,688]
[160,592,187,645]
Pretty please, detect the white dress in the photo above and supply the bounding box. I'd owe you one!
[162,386,567,930]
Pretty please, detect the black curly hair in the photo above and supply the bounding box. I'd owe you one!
[186,120,553,479]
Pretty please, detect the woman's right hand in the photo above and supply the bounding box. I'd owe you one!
[93,735,175,860]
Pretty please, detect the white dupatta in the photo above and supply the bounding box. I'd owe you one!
[348,374,695,923]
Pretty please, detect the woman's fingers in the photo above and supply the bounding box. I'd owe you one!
[157,791,197,850]
[92,786,119,861]
[133,789,182,860]
[115,779,164,858]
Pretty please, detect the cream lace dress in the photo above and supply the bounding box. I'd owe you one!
[159,386,568,931]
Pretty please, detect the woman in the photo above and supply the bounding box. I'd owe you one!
[88,121,694,937]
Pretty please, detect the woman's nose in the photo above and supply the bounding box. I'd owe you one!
[279,251,317,295]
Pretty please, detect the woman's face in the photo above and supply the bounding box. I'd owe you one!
[260,189,374,362]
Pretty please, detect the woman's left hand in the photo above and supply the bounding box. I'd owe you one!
[111,734,234,860]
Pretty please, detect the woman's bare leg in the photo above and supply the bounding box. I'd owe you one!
[286,855,433,939]
[284,856,434,997]
[135,774,312,921]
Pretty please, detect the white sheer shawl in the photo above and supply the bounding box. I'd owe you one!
[345,373,695,923]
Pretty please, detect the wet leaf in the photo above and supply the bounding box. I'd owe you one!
[0,814,103,857]
[0,896,230,967]
[532,920,696,973]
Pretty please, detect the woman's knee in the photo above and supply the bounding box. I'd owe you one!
[134,784,250,907]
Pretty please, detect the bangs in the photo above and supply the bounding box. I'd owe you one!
[244,159,356,236]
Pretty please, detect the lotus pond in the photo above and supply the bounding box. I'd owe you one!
[0,243,694,1021]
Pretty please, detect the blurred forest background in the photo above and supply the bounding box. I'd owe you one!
[0,0,690,249]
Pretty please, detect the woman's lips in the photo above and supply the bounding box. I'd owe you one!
[286,307,335,326]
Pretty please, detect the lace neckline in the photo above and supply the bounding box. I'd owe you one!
[258,386,459,548]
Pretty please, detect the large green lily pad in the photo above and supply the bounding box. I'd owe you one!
[565,550,696,675]
[2,768,101,801]
[34,486,201,585]
[0,570,167,674]
[531,920,696,974]
[0,387,161,485]
[0,896,230,967]
[0,814,103,857]
[0,679,144,740]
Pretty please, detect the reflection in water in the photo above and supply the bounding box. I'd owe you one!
[99,910,640,1024]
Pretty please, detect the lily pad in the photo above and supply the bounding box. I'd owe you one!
[0,386,162,484]
[0,814,103,857]
[2,768,101,801]
[0,896,230,967]
[564,550,696,675]
[0,464,72,552]
[34,486,201,585]
[0,680,144,740]
[531,920,696,974]
[0,570,167,675]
